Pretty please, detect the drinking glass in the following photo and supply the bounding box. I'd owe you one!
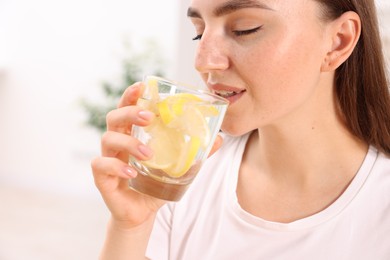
[129,75,229,201]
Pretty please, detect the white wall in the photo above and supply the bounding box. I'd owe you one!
[0,0,180,197]
[0,2,184,258]
[176,0,204,87]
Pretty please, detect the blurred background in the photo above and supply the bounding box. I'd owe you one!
[0,0,389,259]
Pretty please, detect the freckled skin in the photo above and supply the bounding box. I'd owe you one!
[190,0,331,136]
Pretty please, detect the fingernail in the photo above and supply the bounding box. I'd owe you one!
[138,110,154,121]
[123,166,137,178]
[138,144,153,158]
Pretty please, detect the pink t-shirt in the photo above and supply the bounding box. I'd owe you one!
[146,134,390,260]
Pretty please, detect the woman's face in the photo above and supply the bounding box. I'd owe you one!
[188,0,333,136]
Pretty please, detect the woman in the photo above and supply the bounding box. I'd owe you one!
[91,0,390,259]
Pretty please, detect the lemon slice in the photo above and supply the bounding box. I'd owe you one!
[142,123,182,170]
[176,108,211,147]
[170,93,219,117]
[157,100,175,125]
[197,105,219,117]
[165,136,201,177]
[157,93,202,125]
[139,91,217,178]
[142,124,200,178]
[157,93,212,144]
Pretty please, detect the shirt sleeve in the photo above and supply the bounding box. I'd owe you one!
[145,202,174,260]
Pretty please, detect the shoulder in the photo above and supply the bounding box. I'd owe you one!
[371,150,390,190]
[358,148,390,206]
[376,151,390,169]
[370,149,390,180]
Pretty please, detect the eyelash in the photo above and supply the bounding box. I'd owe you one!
[233,26,262,36]
[192,34,202,41]
[192,26,262,41]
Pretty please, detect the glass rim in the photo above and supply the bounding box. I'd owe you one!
[143,75,230,104]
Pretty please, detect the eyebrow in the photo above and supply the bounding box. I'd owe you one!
[187,0,274,18]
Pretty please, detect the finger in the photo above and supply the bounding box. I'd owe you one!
[208,134,223,158]
[106,106,154,133]
[117,82,144,108]
[91,156,138,189]
[101,131,153,161]
[91,156,137,179]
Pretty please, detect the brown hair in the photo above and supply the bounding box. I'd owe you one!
[315,0,390,155]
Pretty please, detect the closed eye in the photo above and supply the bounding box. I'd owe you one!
[192,25,262,41]
[192,34,202,41]
[233,26,262,36]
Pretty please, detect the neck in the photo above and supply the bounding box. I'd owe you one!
[237,74,369,222]
[245,73,368,186]
[239,125,368,222]
[245,117,368,188]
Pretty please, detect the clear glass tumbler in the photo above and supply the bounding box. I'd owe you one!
[129,75,229,201]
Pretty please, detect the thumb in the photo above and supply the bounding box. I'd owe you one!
[208,134,223,158]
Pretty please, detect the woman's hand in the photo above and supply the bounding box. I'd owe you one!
[91,82,224,228]
[91,82,225,259]
[91,82,166,230]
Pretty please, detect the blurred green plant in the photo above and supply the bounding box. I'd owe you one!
[81,39,166,133]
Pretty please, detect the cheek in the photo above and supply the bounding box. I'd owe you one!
[251,30,323,92]
[235,37,324,124]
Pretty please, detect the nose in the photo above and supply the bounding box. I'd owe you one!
[194,33,229,74]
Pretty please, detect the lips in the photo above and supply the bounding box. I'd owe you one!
[209,84,246,103]
[214,89,243,98]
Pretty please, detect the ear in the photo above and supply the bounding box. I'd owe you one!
[321,11,361,72]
